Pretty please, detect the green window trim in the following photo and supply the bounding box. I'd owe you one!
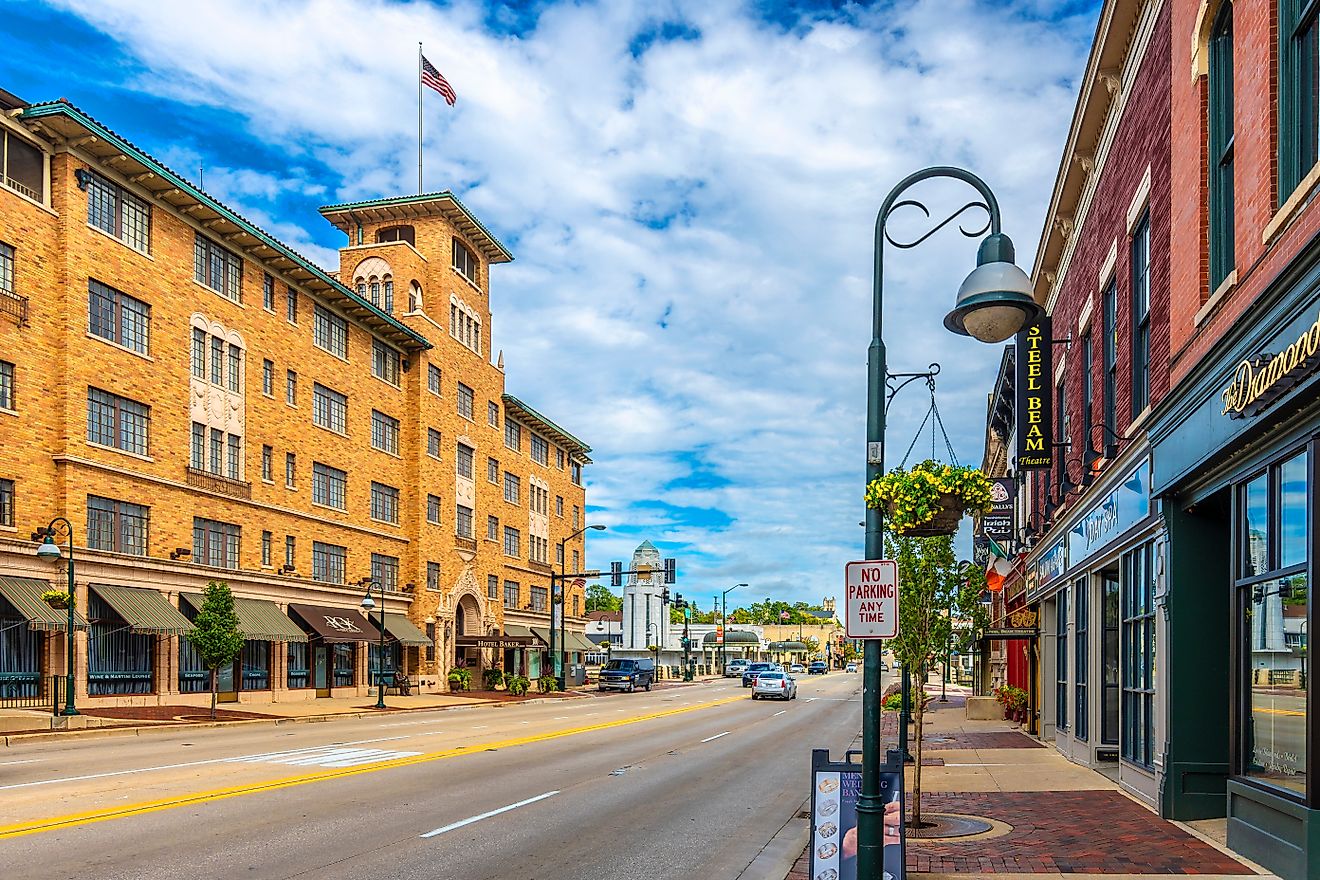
[1279,0,1320,202]
[1209,3,1235,292]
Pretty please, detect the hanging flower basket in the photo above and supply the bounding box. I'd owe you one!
[864,460,994,537]
[41,589,72,610]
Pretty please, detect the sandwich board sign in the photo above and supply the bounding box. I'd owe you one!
[845,560,898,639]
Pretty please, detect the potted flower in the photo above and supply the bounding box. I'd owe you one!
[865,460,994,537]
[41,589,71,610]
[993,685,1029,722]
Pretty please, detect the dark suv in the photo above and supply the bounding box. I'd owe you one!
[597,658,655,692]
[742,662,779,688]
[808,661,828,675]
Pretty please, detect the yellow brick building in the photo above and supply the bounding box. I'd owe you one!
[0,91,595,707]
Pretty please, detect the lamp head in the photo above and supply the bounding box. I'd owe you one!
[943,233,1045,343]
[588,524,606,531]
[35,533,62,561]
[360,593,375,611]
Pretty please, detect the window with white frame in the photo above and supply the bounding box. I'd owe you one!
[88,280,149,354]
[86,170,149,253]
[313,304,348,359]
[194,233,242,302]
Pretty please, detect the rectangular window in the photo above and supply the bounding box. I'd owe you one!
[530,434,549,465]
[556,495,563,517]
[504,580,520,609]
[428,494,442,524]
[457,443,474,480]
[210,336,223,385]
[487,515,499,541]
[573,506,580,529]
[556,448,565,470]
[88,280,149,354]
[0,242,11,296]
[227,344,242,393]
[488,401,500,427]
[1130,211,1151,415]
[194,233,242,303]
[285,535,296,568]
[86,171,150,253]
[0,360,12,410]
[191,422,205,469]
[1081,333,1093,441]
[193,517,240,569]
[572,549,580,572]
[556,543,564,567]
[428,561,442,592]
[209,428,223,475]
[261,445,273,481]
[192,328,206,378]
[1,130,44,202]
[371,482,400,524]
[0,478,10,527]
[428,428,442,458]
[87,387,149,455]
[428,364,442,396]
[263,273,275,311]
[1102,277,1117,441]
[1280,0,1318,199]
[1074,575,1089,742]
[1056,589,1068,732]
[505,420,521,451]
[227,434,241,480]
[1122,543,1156,768]
[372,339,400,386]
[262,359,274,396]
[1209,3,1235,289]
[312,541,347,584]
[488,575,499,600]
[457,383,474,420]
[456,504,474,538]
[504,472,520,505]
[530,586,548,612]
[488,457,499,483]
[452,238,479,285]
[503,525,521,557]
[87,495,148,556]
[312,461,347,510]
[286,287,298,323]
[572,461,582,486]
[371,410,400,455]
[1056,378,1067,496]
[261,531,272,566]
[286,370,297,406]
[285,452,296,488]
[313,304,349,359]
[312,383,347,434]
[371,553,399,592]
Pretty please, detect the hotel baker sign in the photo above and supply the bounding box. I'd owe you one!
[1015,317,1053,469]
[1221,309,1320,419]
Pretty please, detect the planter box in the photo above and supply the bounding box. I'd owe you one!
[964,696,1002,720]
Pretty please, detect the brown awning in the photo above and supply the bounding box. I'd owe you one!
[288,603,382,643]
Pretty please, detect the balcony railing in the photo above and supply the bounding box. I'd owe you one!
[186,466,252,500]
[0,287,28,328]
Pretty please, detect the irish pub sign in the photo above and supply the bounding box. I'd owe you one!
[1015,317,1054,470]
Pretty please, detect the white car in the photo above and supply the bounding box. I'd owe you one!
[845,662,858,673]
[789,663,806,674]
[724,660,750,678]
[751,671,797,700]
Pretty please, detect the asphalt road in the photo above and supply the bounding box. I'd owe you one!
[0,671,864,880]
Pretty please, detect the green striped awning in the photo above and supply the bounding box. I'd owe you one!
[530,626,554,647]
[566,632,601,652]
[91,584,193,635]
[0,576,88,631]
[382,612,431,647]
[180,593,307,643]
[503,624,534,638]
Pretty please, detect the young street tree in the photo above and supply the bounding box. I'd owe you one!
[188,579,244,719]
[585,583,622,613]
[885,533,986,826]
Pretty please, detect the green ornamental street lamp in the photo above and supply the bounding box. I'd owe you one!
[721,583,747,673]
[35,518,78,717]
[359,578,387,710]
[858,166,1042,880]
[554,523,606,689]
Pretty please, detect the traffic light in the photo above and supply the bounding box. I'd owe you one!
[663,557,676,584]
[674,593,685,609]
[610,561,623,587]
[661,588,671,605]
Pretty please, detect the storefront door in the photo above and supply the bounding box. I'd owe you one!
[313,645,329,697]
[1101,567,1120,746]
[216,662,237,703]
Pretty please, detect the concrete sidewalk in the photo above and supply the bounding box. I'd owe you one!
[784,680,1274,879]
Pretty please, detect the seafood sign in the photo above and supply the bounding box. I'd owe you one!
[845,560,899,639]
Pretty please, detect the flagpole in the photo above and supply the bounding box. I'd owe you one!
[418,42,423,194]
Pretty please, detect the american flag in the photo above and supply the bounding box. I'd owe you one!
[421,55,456,106]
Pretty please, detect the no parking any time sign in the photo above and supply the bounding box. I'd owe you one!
[845,560,898,639]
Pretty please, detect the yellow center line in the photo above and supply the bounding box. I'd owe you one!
[0,694,746,840]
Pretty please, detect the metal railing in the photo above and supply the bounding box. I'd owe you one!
[0,287,27,327]
[186,466,252,499]
[0,673,47,709]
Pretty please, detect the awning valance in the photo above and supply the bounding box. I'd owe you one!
[769,641,810,652]
[382,612,430,647]
[180,593,307,643]
[91,584,193,635]
[288,603,382,643]
[0,576,88,631]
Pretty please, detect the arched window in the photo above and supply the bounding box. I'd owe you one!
[409,281,423,313]
[383,277,394,314]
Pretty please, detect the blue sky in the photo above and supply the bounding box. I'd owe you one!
[2,0,1099,612]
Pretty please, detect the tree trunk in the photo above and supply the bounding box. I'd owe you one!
[210,666,218,720]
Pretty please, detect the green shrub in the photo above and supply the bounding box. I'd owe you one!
[447,667,472,691]
[881,692,903,711]
[482,668,505,690]
[537,674,559,694]
[506,675,531,696]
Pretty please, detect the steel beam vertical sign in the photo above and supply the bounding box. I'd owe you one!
[1015,317,1053,470]
[845,561,898,639]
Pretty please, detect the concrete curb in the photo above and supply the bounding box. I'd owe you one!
[1,692,596,747]
[736,802,811,880]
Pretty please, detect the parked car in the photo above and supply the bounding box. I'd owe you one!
[808,661,828,675]
[751,671,797,701]
[597,658,655,692]
[724,659,750,678]
[845,662,858,673]
[742,662,780,687]
[789,663,806,674]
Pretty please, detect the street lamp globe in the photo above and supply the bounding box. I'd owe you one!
[360,593,375,612]
[35,535,62,561]
[943,233,1044,343]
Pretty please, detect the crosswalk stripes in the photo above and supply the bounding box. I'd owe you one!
[227,745,422,768]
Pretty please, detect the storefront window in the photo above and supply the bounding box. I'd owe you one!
[332,643,355,688]
[242,641,270,690]
[287,643,310,689]
[88,593,153,695]
[1239,449,1309,796]
[1102,571,1120,745]
[179,638,207,694]
[1074,575,1089,741]
[0,605,42,698]
[1056,590,1068,732]
[1121,543,1156,768]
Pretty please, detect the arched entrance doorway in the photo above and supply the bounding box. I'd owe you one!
[454,593,482,667]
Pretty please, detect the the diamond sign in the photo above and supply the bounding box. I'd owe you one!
[845,560,898,639]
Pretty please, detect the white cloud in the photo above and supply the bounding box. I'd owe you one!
[47,0,1093,608]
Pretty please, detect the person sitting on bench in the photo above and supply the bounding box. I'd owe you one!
[392,670,412,696]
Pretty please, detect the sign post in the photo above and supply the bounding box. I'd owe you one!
[845,560,899,640]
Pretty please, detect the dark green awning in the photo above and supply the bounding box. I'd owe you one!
[530,626,553,647]
[769,641,810,652]
[180,593,307,643]
[0,576,88,631]
[91,584,193,635]
[382,612,430,647]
